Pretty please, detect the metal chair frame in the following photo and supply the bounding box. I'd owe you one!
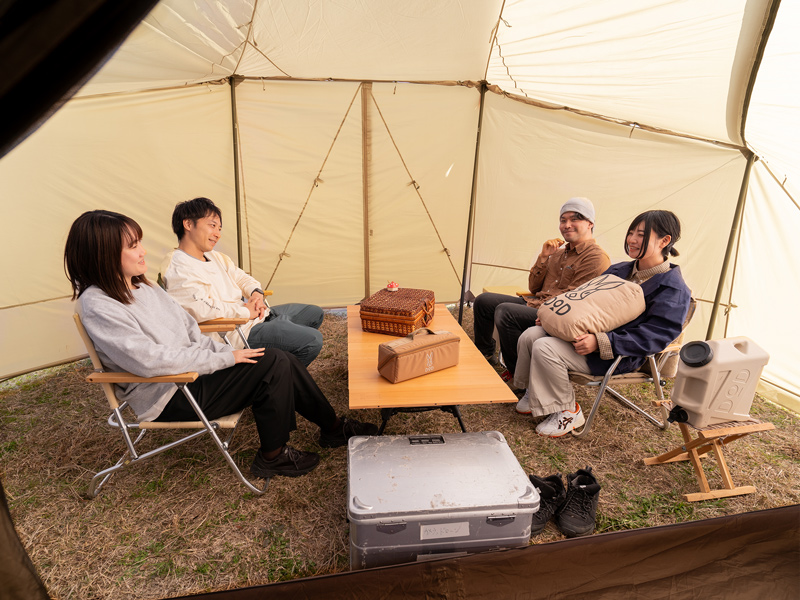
[74,313,267,497]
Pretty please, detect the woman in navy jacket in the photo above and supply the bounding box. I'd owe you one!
[514,210,692,438]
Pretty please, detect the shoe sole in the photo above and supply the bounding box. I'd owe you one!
[557,524,595,538]
[516,408,532,415]
[251,459,320,479]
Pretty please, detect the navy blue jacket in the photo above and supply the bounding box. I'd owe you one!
[585,261,691,376]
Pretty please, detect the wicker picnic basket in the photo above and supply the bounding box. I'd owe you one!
[359,288,435,336]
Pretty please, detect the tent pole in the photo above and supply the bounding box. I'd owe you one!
[706,151,755,340]
[458,82,487,324]
[229,76,244,267]
[361,82,372,298]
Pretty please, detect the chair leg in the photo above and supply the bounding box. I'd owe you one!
[179,385,268,495]
[572,356,623,438]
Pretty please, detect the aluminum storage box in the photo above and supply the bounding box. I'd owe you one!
[347,431,539,569]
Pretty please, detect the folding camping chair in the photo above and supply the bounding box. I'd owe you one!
[73,313,267,497]
[566,298,697,438]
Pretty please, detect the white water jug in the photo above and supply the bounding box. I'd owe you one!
[669,337,769,428]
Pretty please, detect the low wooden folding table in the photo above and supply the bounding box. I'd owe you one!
[347,304,516,433]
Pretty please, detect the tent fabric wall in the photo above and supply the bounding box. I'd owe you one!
[173,505,800,600]
[0,0,797,406]
[469,91,746,344]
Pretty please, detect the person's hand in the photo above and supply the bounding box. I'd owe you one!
[250,291,267,318]
[535,317,541,326]
[232,348,264,364]
[244,293,265,320]
[573,333,598,355]
[540,238,565,259]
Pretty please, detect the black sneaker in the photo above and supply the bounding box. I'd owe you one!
[529,473,567,535]
[250,445,320,479]
[556,466,601,538]
[318,416,379,448]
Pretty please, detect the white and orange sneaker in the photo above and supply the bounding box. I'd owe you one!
[535,403,585,437]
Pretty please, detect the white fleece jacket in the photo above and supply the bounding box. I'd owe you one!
[160,249,267,348]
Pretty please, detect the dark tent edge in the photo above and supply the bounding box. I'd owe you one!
[177,504,800,599]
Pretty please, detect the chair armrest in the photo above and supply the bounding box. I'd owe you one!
[86,371,199,384]
[198,317,249,333]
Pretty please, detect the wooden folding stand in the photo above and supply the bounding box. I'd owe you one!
[644,418,774,502]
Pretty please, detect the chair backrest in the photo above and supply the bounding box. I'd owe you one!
[73,313,122,410]
[648,297,697,378]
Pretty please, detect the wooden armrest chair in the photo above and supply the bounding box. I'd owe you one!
[73,313,267,497]
[567,298,697,438]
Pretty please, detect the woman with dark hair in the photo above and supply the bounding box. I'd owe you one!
[514,210,692,437]
[64,210,376,479]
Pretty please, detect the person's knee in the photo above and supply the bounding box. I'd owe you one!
[494,303,514,328]
[294,329,323,367]
[307,305,324,329]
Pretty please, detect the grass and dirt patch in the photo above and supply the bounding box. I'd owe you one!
[1,306,798,599]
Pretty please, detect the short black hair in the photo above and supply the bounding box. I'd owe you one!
[625,210,681,260]
[171,197,222,241]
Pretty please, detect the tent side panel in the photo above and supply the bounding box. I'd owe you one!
[236,81,479,306]
[727,164,800,405]
[0,85,235,379]
[471,92,746,344]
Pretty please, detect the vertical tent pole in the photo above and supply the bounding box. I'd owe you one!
[706,151,755,340]
[229,76,244,267]
[361,82,372,298]
[458,82,488,324]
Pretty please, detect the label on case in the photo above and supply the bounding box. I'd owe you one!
[420,521,470,540]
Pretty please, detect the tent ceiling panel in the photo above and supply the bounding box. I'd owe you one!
[470,93,746,333]
[78,2,252,96]
[238,0,503,82]
[79,0,505,96]
[745,0,800,201]
[0,84,237,379]
[487,0,770,145]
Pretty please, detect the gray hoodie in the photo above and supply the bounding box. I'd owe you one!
[78,283,235,421]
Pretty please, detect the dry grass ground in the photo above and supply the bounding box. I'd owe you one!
[1,305,798,599]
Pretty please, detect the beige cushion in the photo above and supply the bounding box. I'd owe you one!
[538,274,645,342]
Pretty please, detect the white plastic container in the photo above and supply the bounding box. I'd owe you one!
[670,337,769,428]
[347,431,538,570]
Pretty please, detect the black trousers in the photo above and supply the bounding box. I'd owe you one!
[155,349,337,452]
[473,292,539,376]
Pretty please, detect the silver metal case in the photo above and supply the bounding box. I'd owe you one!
[347,431,539,569]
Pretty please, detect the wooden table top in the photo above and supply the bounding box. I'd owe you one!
[347,304,517,409]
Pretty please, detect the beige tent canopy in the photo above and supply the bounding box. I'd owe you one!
[0,0,797,412]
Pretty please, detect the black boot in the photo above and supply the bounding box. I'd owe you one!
[556,466,601,538]
[529,473,567,535]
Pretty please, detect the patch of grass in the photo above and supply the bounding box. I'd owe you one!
[599,491,697,531]
[0,308,797,600]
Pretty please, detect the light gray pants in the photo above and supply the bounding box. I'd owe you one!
[513,326,590,417]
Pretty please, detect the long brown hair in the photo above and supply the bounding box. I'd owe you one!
[64,210,151,304]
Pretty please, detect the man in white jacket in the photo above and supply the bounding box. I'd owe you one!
[161,198,323,366]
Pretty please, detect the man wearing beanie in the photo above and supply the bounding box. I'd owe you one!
[472,197,610,385]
